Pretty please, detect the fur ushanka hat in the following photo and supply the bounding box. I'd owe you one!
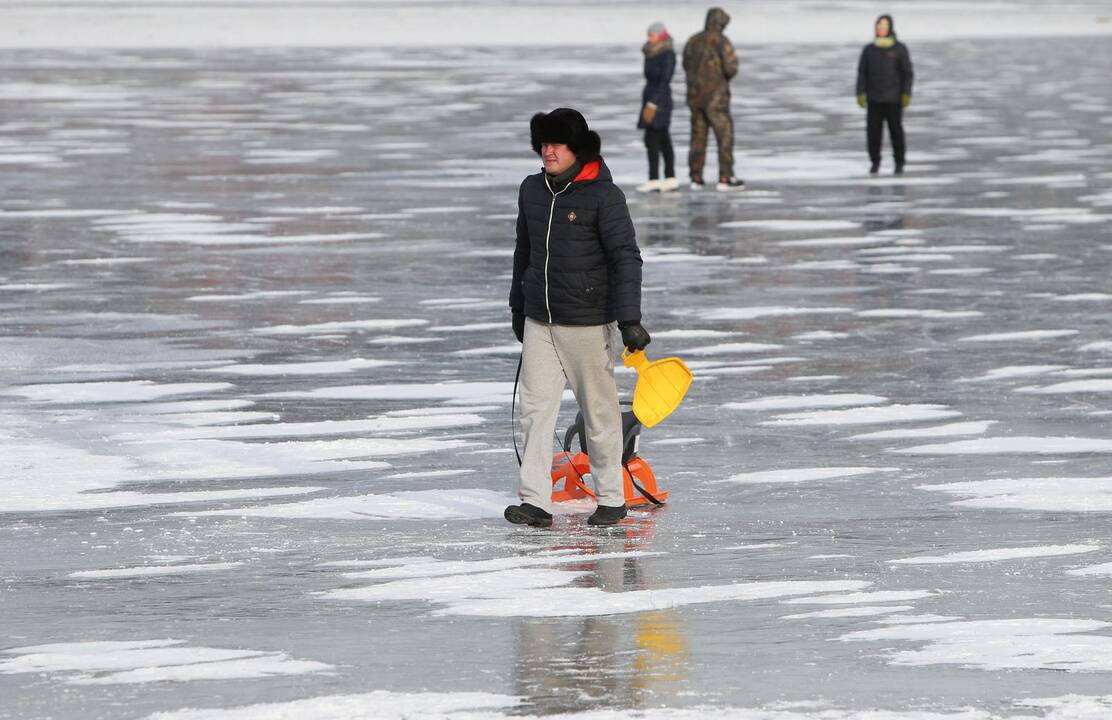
[530,108,601,164]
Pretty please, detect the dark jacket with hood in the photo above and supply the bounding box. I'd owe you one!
[856,15,914,104]
[638,35,675,130]
[683,7,738,108]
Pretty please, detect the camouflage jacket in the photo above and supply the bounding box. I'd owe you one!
[682,7,738,108]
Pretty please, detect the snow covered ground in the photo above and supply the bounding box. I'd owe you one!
[2,4,1112,718]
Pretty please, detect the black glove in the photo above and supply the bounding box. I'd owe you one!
[512,312,525,343]
[619,321,651,352]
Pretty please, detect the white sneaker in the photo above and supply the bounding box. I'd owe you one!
[636,179,662,193]
[659,177,680,193]
[716,176,746,191]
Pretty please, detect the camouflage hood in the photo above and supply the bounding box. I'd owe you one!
[705,7,730,32]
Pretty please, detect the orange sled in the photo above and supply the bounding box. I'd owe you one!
[550,406,668,508]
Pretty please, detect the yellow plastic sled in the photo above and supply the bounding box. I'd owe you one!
[622,349,693,428]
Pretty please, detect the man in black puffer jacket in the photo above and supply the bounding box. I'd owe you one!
[856,14,914,174]
[506,108,650,529]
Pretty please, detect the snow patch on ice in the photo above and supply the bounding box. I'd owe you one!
[725,394,886,411]
[1018,379,1112,394]
[200,359,400,376]
[1067,563,1112,577]
[840,618,1112,673]
[143,691,518,720]
[716,467,898,485]
[888,544,1100,565]
[672,342,784,356]
[6,381,231,404]
[920,476,1112,512]
[436,580,872,618]
[783,590,936,606]
[720,219,862,232]
[251,319,428,335]
[337,551,664,581]
[959,329,1079,342]
[764,405,961,427]
[175,488,515,521]
[0,640,330,685]
[265,382,514,404]
[856,309,982,319]
[701,306,852,321]
[844,421,996,441]
[783,605,915,620]
[69,562,243,579]
[117,414,484,441]
[964,365,1069,382]
[896,437,1112,455]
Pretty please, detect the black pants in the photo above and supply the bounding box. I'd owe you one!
[644,127,675,180]
[867,101,906,166]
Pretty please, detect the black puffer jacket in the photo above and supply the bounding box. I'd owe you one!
[856,18,913,104]
[510,158,642,326]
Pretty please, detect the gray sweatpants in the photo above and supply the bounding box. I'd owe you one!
[517,318,625,513]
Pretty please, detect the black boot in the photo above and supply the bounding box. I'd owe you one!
[587,504,627,526]
[504,503,552,528]
[869,162,880,175]
[894,163,905,175]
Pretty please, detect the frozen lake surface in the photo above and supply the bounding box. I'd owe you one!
[3,34,1112,720]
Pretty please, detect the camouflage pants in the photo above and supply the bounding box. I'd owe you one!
[688,104,734,180]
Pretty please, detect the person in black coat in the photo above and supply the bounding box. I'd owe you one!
[856,14,914,174]
[636,21,678,193]
[505,108,650,529]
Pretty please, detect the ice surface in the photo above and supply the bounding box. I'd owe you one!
[5,23,1112,720]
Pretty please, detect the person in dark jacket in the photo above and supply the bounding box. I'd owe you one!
[856,14,914,174]
[506,108,650,529]
[683,7,744,190]
[637,21,678,194]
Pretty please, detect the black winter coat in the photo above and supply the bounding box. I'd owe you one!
[856,41,913,104]
[510,158,642,326]
[638,38,675,130]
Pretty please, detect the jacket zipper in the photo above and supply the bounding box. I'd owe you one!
[543,176,571,324]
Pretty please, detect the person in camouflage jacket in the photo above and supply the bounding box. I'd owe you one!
[683,7,743,189]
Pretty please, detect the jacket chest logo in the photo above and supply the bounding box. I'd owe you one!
[567,211,577,222]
